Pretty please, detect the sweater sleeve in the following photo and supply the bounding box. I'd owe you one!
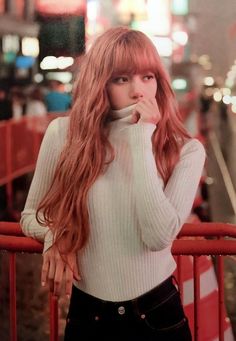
[129,122,206,251]
[20,118,67,252]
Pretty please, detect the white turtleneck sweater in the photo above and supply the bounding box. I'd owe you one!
[21,104,206,301]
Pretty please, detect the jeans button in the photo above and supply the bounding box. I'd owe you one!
[118,306,125,315]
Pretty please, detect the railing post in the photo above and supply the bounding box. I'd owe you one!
[193,256,200,341]
[9,252,17,341]
[217,246,224,341]
[50,293,59,341]
[176,255,184,300]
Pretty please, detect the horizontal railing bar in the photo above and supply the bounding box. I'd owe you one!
[179,222,236,237]
[0,235,42,253]
[0,222,24,236]
[0,165,36,186]
[1,235,236,255]
[1,222,236,238]
[172,239,236,255]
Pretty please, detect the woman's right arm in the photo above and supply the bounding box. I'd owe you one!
[21,117,80,296]
[20,117,67,252]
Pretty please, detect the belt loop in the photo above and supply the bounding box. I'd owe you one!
[132,296,141,316]
[172,275,180,290]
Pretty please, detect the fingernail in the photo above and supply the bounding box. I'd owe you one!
[67,294,70,299]
[41,282,45,287]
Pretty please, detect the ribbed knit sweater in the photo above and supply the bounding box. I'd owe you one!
[21,104,206,301]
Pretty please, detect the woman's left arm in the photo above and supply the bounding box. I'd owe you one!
[129,123,206,251]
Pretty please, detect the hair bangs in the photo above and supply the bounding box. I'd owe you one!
[111,36,158,77]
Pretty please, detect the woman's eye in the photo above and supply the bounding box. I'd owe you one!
[112,76,128,83]
[143,74,155,80]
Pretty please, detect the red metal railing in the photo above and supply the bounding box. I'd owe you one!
[0,115,61,219]
[0,221,236,341]
[177,223,236,341]
[0,222,56,341]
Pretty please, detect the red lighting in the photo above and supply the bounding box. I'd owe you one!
[36,0,86,16]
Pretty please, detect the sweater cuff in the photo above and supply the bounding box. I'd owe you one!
[129,121,156,149]
[43,229,54,253]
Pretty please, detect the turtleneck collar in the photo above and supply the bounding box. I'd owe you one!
[109,103,137,124]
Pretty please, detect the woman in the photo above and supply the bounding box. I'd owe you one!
[21,27,205,340]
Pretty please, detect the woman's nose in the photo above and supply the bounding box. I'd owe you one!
[131,91,143,100]
[129,81,143,99]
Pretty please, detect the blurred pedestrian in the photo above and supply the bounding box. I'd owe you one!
[199,89,213,136]
[219,100,228,122]
[0,86,13,121]
[21,27,205,341]
[0,86,13,220]
[25,87,47,117]
[45,80,72,113]
[10,88,26,120]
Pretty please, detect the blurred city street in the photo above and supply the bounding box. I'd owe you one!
[205,107,236,338]
[207,108,236,224]
[1,0,236,340]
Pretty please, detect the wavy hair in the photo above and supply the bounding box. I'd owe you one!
[36,27,190,253]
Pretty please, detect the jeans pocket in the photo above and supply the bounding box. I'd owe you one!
[64,319,79,341]
[64,318,103,341]
[143,289,187,332]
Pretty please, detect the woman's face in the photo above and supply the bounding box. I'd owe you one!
[107,72,157,110]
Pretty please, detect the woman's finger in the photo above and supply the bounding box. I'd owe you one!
[72,258,81,282]
[53,260,65,296]
[131,112,140,124]
[65,264,74,298]
[135,100,160,124]
[41,256,49,287]
[48,258,56,292]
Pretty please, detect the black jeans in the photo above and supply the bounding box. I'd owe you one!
[64,276,192,341]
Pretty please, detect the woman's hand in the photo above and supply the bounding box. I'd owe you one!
[131,98,161,124]
[41,243,81,298]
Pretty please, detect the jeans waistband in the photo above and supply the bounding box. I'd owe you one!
[68,276,177,321]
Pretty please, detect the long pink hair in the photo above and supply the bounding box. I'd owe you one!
[36,27,190,253]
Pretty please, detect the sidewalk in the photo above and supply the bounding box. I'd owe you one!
[205,106,236,338]
[206,108,236,223]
